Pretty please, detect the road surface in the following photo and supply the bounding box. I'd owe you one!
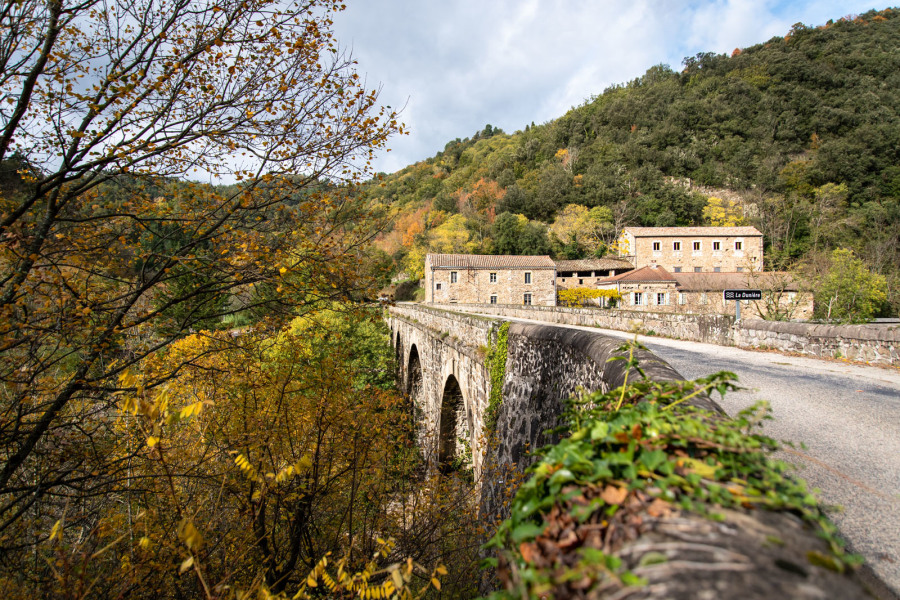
[481,313,900,595]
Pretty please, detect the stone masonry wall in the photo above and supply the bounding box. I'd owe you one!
[629,233,763,272]
[737,319,900,364]
[431,303,736,346]
[481,320,720,521]
[428,303,900,365]
[427,266,556,306]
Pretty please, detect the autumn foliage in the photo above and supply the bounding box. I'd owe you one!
[0,1,493,597]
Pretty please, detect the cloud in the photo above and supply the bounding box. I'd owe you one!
[331,0,879,174]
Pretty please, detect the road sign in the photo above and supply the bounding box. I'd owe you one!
[723,289,762,301]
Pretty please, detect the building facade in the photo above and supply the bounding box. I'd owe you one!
[597,267,812,319]
[424,254,557,306]
[618,226,764,273]
[555,258,635,290]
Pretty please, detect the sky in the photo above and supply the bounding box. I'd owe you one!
[331,0,882,174]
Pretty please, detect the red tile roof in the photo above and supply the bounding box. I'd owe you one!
[623,226,762,237]
[427,253,556,269]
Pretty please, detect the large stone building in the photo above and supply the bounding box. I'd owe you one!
[555,258,635,290]
[597,266,812,320]
[424,254,557,306]
[618,226,764,273]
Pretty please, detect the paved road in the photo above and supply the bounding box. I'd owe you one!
[485,314,900,594]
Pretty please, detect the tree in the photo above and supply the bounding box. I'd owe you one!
[702,196,747,226]
[550,204,616,256]
[812,248,887,323]
[429,213,474,254]
[491,212,550,255]
[0,0,400,574]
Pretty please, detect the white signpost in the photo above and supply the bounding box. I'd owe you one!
[723,289,762,321]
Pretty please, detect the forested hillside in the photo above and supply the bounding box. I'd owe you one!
[368,9,900,316]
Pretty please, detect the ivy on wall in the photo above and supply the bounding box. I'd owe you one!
[483,322,510,436]
[483,343,862,598]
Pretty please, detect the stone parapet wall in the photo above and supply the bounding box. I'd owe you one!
[737,319,900,364]
[389,303,498,352]
[428,303,899,365]
[429,302,736,346]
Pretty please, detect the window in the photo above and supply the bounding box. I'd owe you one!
[523,293,532,305]
[578,279,584,285]
[736,267,744,273]
[694,267,702,272]
[489,272,497,283]
[735,241,743,251]
[678,293,686,305]
[435,283,442,290]
[673,241,682,251]
[490,295,498,304]
[693,241,701,251]
[713,241,721,251]
[700,293,708,305]
[633,292,643,306]
[524,272,532,284]
[652,241,661,251]
[673,266,682,273]
[714,266,721,273]
[657,293,667,305]
[450,271,457,284]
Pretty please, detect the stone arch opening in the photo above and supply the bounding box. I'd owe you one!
[438,374,468,474]
[406,344,422,403]
[394,331,401,374]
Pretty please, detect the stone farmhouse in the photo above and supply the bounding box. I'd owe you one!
[618,226,764,273]
[596,266,812,320]
[424,254,557,306]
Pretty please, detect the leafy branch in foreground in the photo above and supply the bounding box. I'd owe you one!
[483,344,861,599]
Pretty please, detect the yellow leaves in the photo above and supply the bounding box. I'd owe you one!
[177,518,204,552]
[49,520,62,542]
[138,536,151,550]
[146,436,159,448]
[234,453,261,482]
[179,401,206,419]
[179,556,194,573]
[677,456,719,479]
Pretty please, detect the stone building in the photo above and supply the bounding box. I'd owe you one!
[618,226,764,273]
[424,253,557,306]
[597,266,812,319]
[598,266,679,309]
[555,258,635,290]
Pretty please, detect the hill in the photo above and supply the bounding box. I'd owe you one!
[366,8,900,316]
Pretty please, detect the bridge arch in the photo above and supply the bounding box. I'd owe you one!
[406,344,422,403]
[438,374,470,472]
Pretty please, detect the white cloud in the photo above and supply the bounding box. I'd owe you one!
[331,0,880,174]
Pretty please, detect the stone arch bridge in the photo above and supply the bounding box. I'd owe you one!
[386,303,711,510]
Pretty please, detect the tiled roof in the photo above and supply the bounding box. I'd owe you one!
[623,226,762,237]
[555,258,634,272]
[427,253,556,269]
[601,265,676,283]
[672,272,800,291]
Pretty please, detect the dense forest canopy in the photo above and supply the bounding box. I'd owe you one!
[368,9,900,316]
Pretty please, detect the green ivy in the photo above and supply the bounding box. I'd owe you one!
[483,322,510,436]
[483,341,861,598]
